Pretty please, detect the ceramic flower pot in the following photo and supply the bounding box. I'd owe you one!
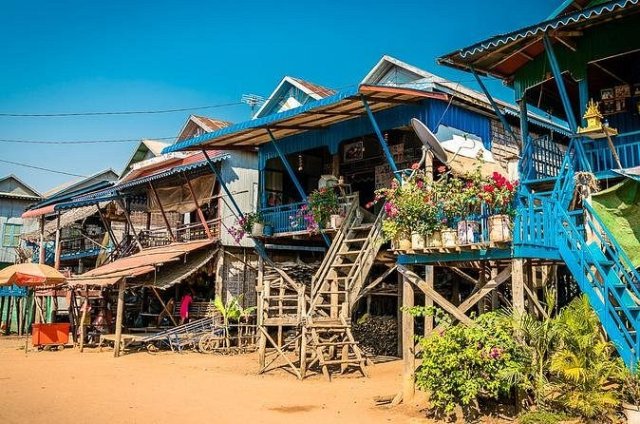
[330,214,344,229]
[441,229,457,247]
[623,402,640,424]
[457,220,480,244]
[398,235,412,251]
[488,214,511,242]
[411,232,426,250]
[251,223,264,237]
[426,231,442,247]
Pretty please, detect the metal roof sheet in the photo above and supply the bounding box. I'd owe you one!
[438,0,640,78]
[54,151,227,211]
[162,85,447,153]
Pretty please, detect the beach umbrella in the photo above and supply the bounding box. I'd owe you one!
[0,263,66,287]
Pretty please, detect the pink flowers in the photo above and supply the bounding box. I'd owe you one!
[384,202,399,218]
[411,163,420,170]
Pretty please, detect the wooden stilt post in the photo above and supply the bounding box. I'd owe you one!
[54,213,62,270]
[38,216,46,264]
[397,271,403,357]
[113,278,126,357]
[79,287,88,352]
[424,266,434,336]
[490,264,499,310]
[402,269,415,402]
[512,259,525,314]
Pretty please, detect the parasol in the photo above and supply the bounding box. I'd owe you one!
[0,263,66,287]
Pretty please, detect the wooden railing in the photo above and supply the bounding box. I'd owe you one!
[139,218,221,248]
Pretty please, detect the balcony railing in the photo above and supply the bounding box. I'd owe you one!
[259,201,306,234]
[139,218,221,248]
[584,138,640,177]
[520,135,565,184]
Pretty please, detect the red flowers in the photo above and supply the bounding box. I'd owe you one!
[411,163,420,170]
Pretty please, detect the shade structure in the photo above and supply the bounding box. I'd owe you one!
[0,263,66,287]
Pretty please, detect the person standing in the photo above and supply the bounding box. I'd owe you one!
[179,291,193,325]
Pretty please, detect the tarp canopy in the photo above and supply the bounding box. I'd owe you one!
[148,174,214,214]
[591,177,640,268]
[133,248,218,290]
[22,203,108,241]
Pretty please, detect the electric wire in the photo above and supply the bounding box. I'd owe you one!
[0,159,87,177]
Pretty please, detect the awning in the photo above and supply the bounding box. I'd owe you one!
[22,204,107,240]
[67,239,216,287]
[55,151,227,211]
[437,0,640,79]
[22,204,55,219]
[162,85,448,153]
[133,248,218,290]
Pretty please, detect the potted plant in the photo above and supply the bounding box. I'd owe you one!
[621,368,640,423]
[481,172,517,243]
[262,222,274,237]
[307,188,339,230]
[228,211,264,243]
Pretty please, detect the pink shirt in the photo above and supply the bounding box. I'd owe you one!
[180,294,193,318]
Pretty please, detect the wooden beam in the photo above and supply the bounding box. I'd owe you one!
[451,267,479,286]
[183,174,212,239]
[117,199,143,252]
[38,216,45,265]
[113,278,125,357]
[424,266,434,336]
[54,213,61,270]
[148,183,176,242]
[401,270,415,402]
[512,259,525,314]
[353,265,397,305]
[397,266,472,325]
[151,287,178,326]
[487,37,541,70]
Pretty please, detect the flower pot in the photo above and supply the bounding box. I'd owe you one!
[623,403,640,424]
[251,223,264,237]
[488,214,511,242]
[398,235,412,251]
[441,229,457,247]
[457,220,480,244]
[263,224,274,237]
[330,214,344,229]
[411,232,425,250]
[426,231,442,247]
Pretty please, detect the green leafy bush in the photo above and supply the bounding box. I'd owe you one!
[415,311,526,416]
[517,410,571,424]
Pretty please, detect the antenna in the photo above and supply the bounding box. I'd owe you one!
[241,94,265,118]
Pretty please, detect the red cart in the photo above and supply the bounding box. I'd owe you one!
[32,323,70,350]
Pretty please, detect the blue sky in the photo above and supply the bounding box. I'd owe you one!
[0,0,559,193]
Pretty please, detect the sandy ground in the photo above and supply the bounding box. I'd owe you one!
[0,336,431,424]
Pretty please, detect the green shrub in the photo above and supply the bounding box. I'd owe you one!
[414,311,526,416]
[517,410,571,424]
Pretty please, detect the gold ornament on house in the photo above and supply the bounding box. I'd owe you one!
[578,99,618,139]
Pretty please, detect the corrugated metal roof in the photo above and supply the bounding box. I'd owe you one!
[438,0,640,78]
[67,239,215,287]
[163,85,448,153]
[54,151,227,211]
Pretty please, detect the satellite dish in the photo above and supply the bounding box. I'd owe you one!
[410,118,449,164]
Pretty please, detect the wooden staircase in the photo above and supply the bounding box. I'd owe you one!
[300,195,384,379]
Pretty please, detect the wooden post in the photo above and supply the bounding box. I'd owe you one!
[148,183,176,242]
[38,216,45,264]
[402,270,415,402]
[490,265,499,310]
[113,278,126,357]
[397,271,403,357]
[54,213,62,270]
[118,200,144,251]
[512,259,525,314]
[424,266,434,336]
[79,287,88,352]
[184,174,212,239]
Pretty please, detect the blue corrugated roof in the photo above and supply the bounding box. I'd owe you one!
[55,153,227,211]
[449,0,638,60]
[162,87,362,154]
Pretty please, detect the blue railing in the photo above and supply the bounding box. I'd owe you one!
[259,201,306,234]
[520,135,565,184]
[584,139,640,177]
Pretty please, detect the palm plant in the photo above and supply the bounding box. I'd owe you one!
[548,296,623,420]
[212,294,256,348]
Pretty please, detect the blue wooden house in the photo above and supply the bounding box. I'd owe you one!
[162,56,571,378]
[437,0,640,372]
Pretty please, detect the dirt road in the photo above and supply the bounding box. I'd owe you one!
[0,337,427,424]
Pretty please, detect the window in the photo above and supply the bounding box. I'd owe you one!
[2,223,22,247]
